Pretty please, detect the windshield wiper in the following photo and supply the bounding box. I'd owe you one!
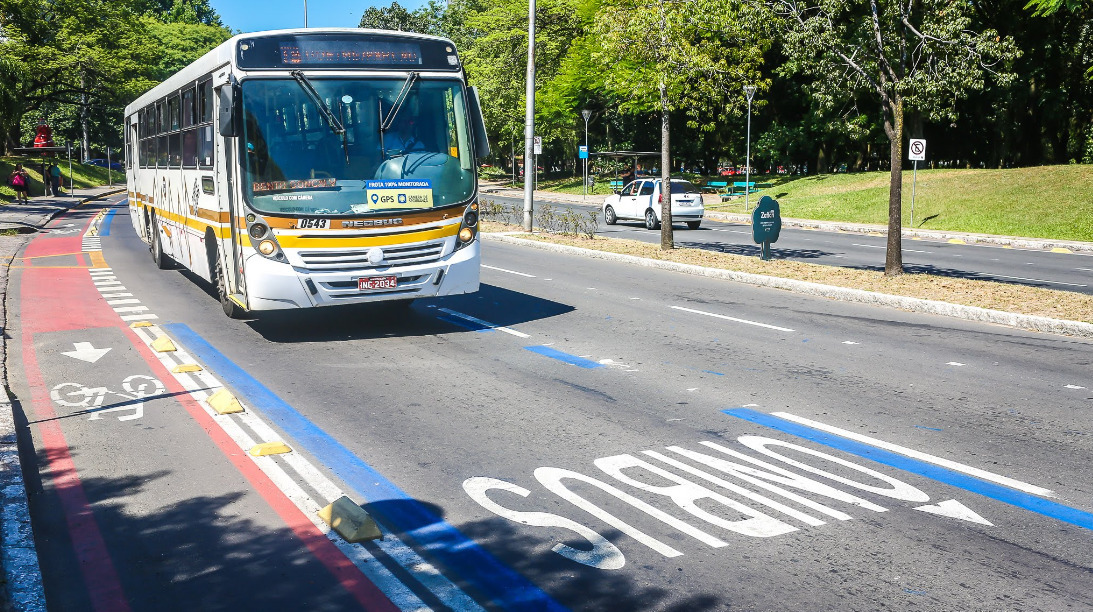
[291,70,350,164]
[291,71,344,134]
[379,71,418,159]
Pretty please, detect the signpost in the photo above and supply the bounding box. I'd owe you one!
[751,195,782,260]
[534,136,542,194]
[908,138,926,228]
[579,145,589,202]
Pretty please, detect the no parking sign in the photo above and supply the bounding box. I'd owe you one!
[908,139,926,161]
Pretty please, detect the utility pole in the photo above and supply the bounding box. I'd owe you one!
[522,0,536,232]
[744,84,756,212]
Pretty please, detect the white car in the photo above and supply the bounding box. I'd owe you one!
[602,179,705,230]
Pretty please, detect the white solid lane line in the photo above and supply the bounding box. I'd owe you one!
[482,264,536,278]
[671,305,795,332]
[772,412,1056,497]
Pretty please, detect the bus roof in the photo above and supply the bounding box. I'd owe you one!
[125,28,459,117]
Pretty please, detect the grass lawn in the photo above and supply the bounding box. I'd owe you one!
[1,156,120,203]
[704,165,1093,242]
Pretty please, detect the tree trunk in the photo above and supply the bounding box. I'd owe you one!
[657,0,672,250]
[883,97,904,276]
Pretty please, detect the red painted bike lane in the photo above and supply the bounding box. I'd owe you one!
[11,207,400,611]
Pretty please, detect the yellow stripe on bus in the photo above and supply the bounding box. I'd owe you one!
[275,225,457,249]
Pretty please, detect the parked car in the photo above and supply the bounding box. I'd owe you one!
[83,158,123,171]
[602,179,705,230]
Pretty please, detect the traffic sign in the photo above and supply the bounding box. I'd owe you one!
[578,145,588,159]
[534,136,542,155]
[908,139,926,161]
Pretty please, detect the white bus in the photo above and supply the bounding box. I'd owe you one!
[124,28,489,318]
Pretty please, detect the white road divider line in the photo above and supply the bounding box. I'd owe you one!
[130,325,481,612]
[771,411,1056,497]
[438,308,530,338]
[482,265,536,278]
[671,305,794,332]
[984,273,1086,288]
[852,243,928,254]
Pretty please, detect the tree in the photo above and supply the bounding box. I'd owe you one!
[593,0,766,249]
[768,0,1018,275]
[359,1,445,34]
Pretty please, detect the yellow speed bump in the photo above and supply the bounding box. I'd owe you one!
[151,335,176,352]
[318,496,382,543]
[129,321,153,328]
[947,238,966,245]
[172,364,203,373]
[249,441,292,456]
[207,388,244,415]
[1051,247,1073,254]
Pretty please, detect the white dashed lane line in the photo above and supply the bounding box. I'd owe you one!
[482,264,536,278]
[671,305,795,332]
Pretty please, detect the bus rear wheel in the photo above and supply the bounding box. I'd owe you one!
[214,252,245,319]
[149,215,170,269]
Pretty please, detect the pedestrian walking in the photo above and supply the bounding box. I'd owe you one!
[49,163,62,196]
[9,164,30,203]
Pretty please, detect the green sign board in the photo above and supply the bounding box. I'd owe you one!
[751,195,781,260]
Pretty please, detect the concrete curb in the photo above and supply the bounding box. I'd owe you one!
[701,211,1093,254]
[484,233,1093,339]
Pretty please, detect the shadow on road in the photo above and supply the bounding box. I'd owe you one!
[207,282,576,343]
[366,497,725,611]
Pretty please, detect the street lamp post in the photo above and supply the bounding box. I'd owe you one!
[522,0,536,231]
[304,0,308,27]
[581,109,591,202]
[744,85,756,212]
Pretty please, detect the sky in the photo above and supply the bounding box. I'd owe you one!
[210,0,427,34]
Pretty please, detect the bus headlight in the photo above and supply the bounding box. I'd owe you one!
[258,240,277,256]
[455,202,478,251]
[249,223,268,240]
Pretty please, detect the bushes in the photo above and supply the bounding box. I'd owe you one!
[479,199,599,239]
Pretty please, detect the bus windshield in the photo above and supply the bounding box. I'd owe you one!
[240,77,476,216]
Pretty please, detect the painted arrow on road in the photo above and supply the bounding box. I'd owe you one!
[61,342,112,364]
[913,499,993,526]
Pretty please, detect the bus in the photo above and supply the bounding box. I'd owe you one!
[123,28,490,318]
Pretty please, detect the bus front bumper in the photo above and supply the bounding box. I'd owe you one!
[243,239,480,311]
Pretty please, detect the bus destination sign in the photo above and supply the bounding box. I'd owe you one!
[278,41,421,67]
[238,34,459,71]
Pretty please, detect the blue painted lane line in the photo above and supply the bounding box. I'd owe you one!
[524,345,604,369]
[723,408,1093,531]
[99,208,117,236]
[163,323,565,612]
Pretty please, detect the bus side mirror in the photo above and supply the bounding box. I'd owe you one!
[468,86,490,160]
[217,83,239,137]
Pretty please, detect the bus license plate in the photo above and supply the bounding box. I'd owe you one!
[359,276,397,291]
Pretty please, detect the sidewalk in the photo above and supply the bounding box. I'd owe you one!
[0,186,123,611]
[477,181,1093,253]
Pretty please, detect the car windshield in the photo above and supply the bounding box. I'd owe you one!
[669,181,700,194]
[240,77,475,216]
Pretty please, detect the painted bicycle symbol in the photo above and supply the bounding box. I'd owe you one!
[50,375,165,422]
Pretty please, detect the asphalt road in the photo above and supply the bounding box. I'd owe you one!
[10,195,1093,611]
[483,193,1093,295]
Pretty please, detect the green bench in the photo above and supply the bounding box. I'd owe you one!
[728,181,774,195]
[706,180,728,194]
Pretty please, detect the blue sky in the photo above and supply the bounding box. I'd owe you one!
[210,0,427,34]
